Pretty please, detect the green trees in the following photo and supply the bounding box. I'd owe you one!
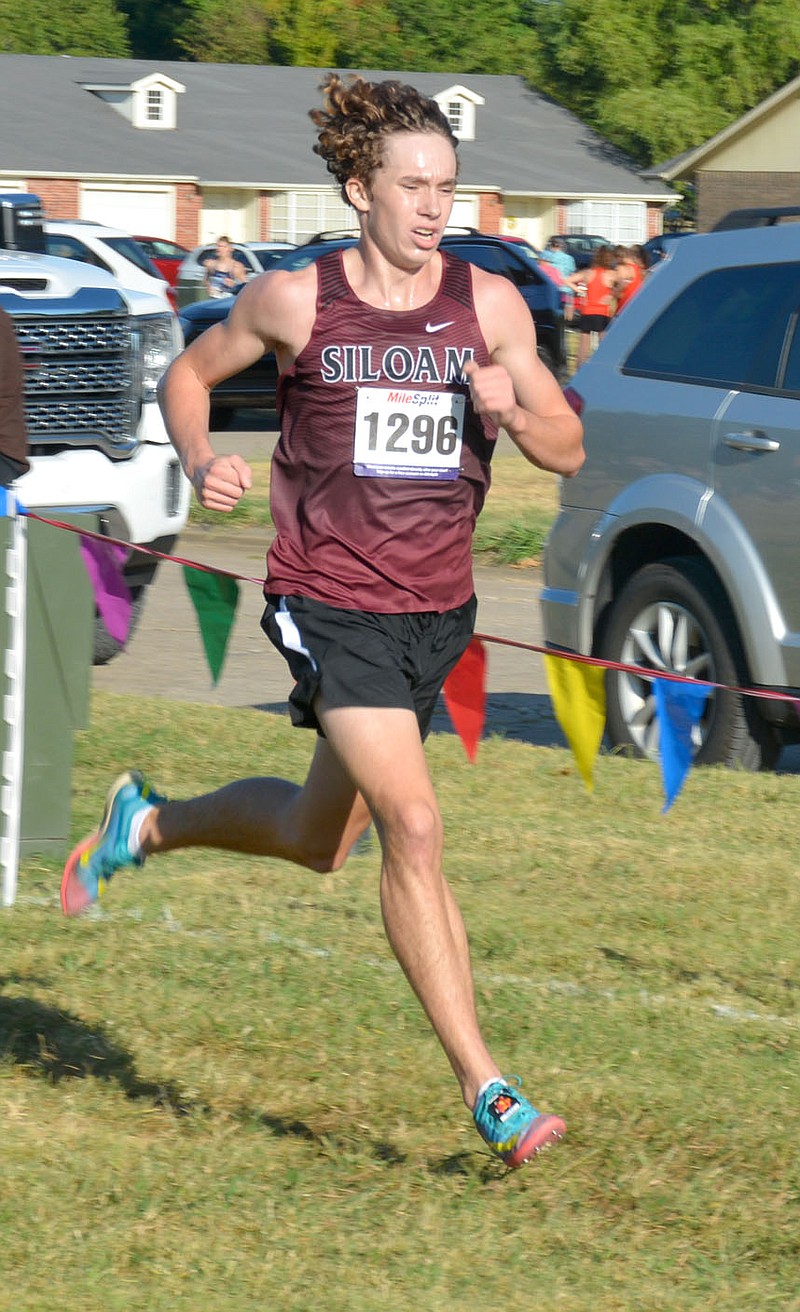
[532,0,800,164]
[162,0,800,165]
[0,0,130,55]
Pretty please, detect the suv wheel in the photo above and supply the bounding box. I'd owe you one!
[599,558,780,771]
[93,586,146,665]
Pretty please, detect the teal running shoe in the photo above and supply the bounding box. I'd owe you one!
[61,770,165,917]
[473,1076,565,1168]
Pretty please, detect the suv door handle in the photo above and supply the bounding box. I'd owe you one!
[723,430,780,453]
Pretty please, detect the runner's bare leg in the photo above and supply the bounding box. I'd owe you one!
[140,704,501,1107]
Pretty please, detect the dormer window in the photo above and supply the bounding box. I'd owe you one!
[146,87,164,123]
[81,72,185,131]
[433,84,485,142]
[446,101,463,135]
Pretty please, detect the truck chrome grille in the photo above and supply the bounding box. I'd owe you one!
[26,399,134,446]
[15,311,138,455]
[15,317,131,354]
[26,359,131,394]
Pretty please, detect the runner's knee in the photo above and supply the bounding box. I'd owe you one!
[379,797,442,867]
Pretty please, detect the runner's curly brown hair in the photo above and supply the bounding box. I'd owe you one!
[310,74,458,201]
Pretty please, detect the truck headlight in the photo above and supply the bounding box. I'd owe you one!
[137,313,183,404]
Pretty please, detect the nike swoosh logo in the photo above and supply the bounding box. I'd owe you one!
[425,320,455,333]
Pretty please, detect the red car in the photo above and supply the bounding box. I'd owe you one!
[133,237,189,288]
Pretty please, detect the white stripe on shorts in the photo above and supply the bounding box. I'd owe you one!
[274,597,319,672]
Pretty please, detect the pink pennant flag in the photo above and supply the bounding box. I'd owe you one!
[80,536,132,644]
[443,637,487,761]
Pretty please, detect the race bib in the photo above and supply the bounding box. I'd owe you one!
[353,387,465,480]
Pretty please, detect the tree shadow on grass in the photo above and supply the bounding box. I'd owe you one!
[0,981,196,1115]
[0,978,508,1179]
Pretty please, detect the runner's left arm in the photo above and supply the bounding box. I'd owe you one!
[465,271,584,477]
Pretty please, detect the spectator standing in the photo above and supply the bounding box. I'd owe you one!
[540,237,577,321]
[567,245,616,367]
[203,236,249,298]
[612,245,644,316]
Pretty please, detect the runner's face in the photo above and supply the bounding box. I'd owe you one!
[350,131,458,267]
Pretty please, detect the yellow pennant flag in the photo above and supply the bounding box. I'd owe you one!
[544,653,606,791]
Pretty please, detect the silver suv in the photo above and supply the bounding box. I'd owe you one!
[541,221,800,770]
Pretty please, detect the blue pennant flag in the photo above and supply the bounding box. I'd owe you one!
[654,679,711,811]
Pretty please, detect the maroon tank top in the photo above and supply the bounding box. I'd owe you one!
[265,249,497,613]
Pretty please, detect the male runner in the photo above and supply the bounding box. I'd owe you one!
[61,75,584,1168]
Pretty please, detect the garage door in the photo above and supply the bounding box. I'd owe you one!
[200,189,257,244]
[80,185,175,237]
[450,193,478,228]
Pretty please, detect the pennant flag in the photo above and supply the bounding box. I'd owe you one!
[183,565,239,685]
[80,536,132,644]
[544,653,606,791]
[654,678,710,811]
[443,636,487,761]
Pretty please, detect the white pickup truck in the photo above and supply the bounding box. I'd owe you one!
[0,195,190,661]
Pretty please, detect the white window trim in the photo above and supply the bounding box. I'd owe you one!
[564,199,647,245]
[131,75,183,131]
[433,85,485,142]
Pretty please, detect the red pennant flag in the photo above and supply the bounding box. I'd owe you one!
[443,637,487,761]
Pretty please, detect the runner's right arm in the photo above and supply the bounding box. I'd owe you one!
[158,270,310,511]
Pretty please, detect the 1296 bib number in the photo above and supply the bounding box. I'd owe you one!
[353,387,465,480]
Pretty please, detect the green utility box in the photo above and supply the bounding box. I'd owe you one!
[0,511,94,857]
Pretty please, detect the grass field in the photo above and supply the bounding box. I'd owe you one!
[3,693,799,1310]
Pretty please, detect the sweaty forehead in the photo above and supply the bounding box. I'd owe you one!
[380,131,457,177]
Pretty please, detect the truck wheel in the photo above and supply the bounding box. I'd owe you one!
[92,587,146,666]
[599,558,780,771]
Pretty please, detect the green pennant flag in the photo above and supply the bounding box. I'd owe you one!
[183,566,240,685]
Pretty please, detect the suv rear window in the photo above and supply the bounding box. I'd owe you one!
[624,263,800,391]
[447,242,544,287]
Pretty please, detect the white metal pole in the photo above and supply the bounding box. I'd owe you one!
[1,493,26,907]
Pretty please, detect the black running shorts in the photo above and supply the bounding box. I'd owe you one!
[262,592,477,736]
[578,313,610,335]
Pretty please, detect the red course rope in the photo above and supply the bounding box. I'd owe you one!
[24,508,798,711]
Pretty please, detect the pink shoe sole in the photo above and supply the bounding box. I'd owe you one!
[503,1113,566,1168]
[60,832,99,917]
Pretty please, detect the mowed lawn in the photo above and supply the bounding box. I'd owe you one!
[3,692,799,1311]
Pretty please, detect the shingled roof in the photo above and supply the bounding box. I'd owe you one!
[0,54,672,200]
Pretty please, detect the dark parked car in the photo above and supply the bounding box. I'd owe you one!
[180,229,567,427]
[179,295,279,429]
[549,233,612,269]
[641,231,694,263]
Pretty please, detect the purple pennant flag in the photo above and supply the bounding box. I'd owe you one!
[654,678,710,812]
[80,537,132,644]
